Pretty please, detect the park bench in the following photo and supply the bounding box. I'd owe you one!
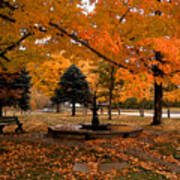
[0,116,23,134]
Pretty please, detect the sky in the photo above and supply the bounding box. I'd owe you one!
[80,0,97,13]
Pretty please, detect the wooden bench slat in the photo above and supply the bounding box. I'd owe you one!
[0,121,19,124]
[0,117,18,119]
[0,121,17,123]
[0,118,17,121]
[0,116,23,133]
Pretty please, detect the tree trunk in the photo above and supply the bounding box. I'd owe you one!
[91,92,99,128]
[0,104,2,117]
[139,101,144,117]
[108,104,112,120]
[100,106,103,115]
[4,109,7,116]
[167,108,170,119]
[139,108,144,117]
[152,82,163,125]
[83,105,88,115]
[72,102,76,116]
[118,107,120,115]
[56,103,60,113]
[108,66,115,120]
[108,89,112,120]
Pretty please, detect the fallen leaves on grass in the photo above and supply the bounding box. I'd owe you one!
[0,130,179,179]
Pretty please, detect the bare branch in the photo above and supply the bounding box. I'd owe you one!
[0,55,10,62]
[170,70,180,76]
[119,7,130,23]
[0,13,16,23]
[0,61,7,70]
[49,22,133,72]
[0,32,31,61]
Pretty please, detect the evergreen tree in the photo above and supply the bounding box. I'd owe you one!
[53,64,91,116]
[15,69,31,111]
[51,88,67,113]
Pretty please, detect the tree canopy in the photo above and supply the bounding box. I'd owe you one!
[1,0,180,124]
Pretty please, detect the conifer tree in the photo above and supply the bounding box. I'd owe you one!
[51,88,67,113]
[54,64,91,116]
[15,69,31,111]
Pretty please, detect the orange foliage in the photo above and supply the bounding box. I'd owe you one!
[27,53,71,96]
[1,0,180,103]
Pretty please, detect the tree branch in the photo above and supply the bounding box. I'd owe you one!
[0,54,10,62]
[0,32,31,61]
[119,7,130,23]
[0,0,16,10]
[49,22,133,72]
[0,13,16,23]
[0,61,7,70]
[170,70,180,76]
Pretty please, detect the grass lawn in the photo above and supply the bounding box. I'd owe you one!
[0,112,179,179]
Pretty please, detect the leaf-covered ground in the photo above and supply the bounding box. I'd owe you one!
[0,112,180,179]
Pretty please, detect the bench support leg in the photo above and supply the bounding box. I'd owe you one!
[15,123,23,133]
[0,125,4,134]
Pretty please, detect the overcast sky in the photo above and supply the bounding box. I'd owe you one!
[81,0,97,13]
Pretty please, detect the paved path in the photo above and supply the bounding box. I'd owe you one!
[102,111,180,118]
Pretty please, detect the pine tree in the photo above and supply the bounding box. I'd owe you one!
[54,64,91,116]
[51,88,67,113]
[15,69,31,111]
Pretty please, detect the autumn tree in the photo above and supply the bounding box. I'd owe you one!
[47,0,180,125]
[27,54,71,97]
[55,64,91,116]
[117,70,154,117]
[0,73,19,116]
[30,88,51,110]
[163,83,179,118]
[1,0,180,125]
[0,69,31,116]
[91,61,122,120]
